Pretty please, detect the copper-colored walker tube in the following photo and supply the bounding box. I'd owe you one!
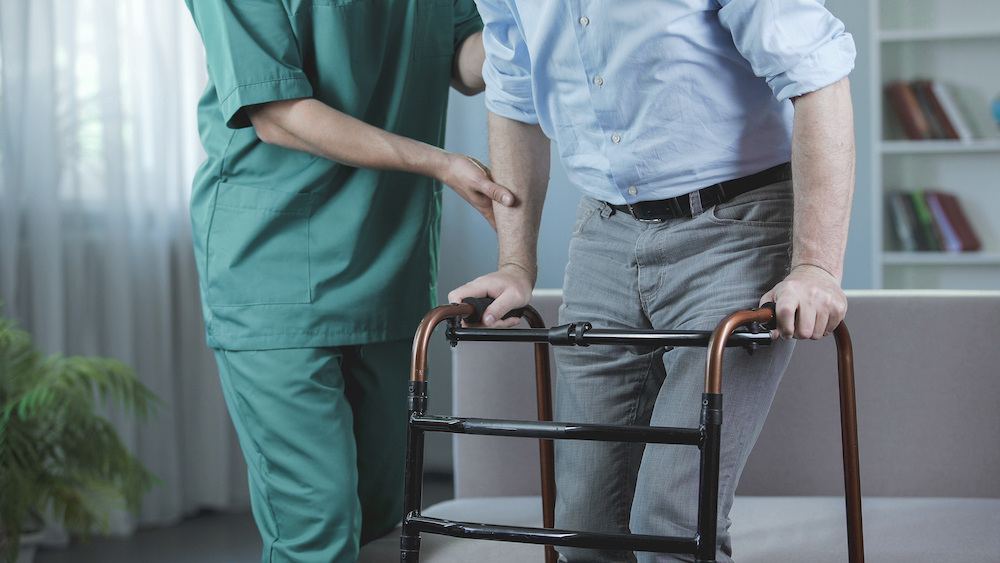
[409,303,467,384]
[706,309,864,563]
[408,303,558,563]
[519,307,557,563]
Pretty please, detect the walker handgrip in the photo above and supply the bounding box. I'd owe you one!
[461,297,526,324]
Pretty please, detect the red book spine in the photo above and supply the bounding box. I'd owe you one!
[914,80,959,140]
[886,81,933,140]
[936,192,982,251]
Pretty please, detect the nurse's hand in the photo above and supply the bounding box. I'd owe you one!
[438,154,514,230]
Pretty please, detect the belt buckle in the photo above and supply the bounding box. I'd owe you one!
[627,203,664,223]
[628,196,687,222]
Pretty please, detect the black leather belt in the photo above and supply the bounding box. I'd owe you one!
[610,162,792,223]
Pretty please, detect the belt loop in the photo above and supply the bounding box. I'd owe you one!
[600,202,614,219]
[689,190,704,216]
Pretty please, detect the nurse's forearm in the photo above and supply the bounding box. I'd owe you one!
[247,97,451,180]
[451,31,486,95]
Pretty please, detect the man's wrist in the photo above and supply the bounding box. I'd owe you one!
[498,261,538,284]
[789,262,841,283]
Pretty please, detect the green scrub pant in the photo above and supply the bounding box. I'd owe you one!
[214,340,410,563]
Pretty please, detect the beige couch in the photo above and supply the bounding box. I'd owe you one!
[361,289,1000,562]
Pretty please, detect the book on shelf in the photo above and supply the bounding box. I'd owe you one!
[887,191,918,251]
[909,191,945,250]
[886,190,981,252]
[884,79,978,142]
[925,192,963,252]
[927,191,982,252]
[913,80,959,140]
[929,81,975,142]
[885,81,933,140]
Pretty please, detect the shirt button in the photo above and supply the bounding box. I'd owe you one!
[611,133,621,143]
[593,76,604,86]
[628,187,638,196]
[579,16,590,26]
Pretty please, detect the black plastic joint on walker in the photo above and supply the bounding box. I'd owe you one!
[743,302,778,356]
[400,534,421,561]
[547,322,593,346]
[701,394,723,426]
[407,381,428,412]
[447,316,461,347]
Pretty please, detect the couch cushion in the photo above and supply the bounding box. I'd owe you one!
[740,290,1000,498]
[731,496,1000,562]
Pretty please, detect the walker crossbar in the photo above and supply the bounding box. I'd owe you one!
[446,325,774,350]
[410,414,703,445]
[405,514,700,554]
[400,301,864,563]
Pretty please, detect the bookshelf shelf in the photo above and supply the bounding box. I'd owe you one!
[879,140,1000,154]
[871,0,1000,290]
[883,252,1000,266]
[880,27,1000,43]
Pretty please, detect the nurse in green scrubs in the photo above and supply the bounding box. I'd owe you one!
[184,2,511,561]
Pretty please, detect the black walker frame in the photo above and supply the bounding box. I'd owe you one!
[400,301,864,563]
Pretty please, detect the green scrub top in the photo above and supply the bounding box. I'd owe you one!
[185,0,483,350]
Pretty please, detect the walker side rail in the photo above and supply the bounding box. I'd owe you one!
[400,301,863,563]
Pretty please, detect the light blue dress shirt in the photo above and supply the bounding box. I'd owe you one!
[476,0,856,205]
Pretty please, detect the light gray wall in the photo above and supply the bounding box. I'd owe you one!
[426,0,874,472]
[828,0,874,290]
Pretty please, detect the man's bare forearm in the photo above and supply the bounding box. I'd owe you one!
[789,76,855,282]
[488,111,551,284]
[763,76,854,340]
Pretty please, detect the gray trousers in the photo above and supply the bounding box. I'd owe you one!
[554,181,796,563]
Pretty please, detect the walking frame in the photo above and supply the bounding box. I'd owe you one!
[400,299,864,563]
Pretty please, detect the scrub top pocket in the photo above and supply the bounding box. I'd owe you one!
[413,0,455,59]
[206,182,316,307]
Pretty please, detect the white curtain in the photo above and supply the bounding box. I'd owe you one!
[0,0,250,535]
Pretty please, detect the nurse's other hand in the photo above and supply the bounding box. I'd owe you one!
[439,154,514,230]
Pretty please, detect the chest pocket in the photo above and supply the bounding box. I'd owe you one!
[414,0,454,59]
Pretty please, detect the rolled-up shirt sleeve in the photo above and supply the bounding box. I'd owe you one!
[189,0,312,129]
[718,0,856,101]
[475,0,538,123]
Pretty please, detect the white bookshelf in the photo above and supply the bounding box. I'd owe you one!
[870,0,1000,289]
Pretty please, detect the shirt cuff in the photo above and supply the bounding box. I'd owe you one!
[220,74,314,129]
[483,64,539,124]
[768,32,857,101]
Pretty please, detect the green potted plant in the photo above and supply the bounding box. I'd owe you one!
[0,305,160,562]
